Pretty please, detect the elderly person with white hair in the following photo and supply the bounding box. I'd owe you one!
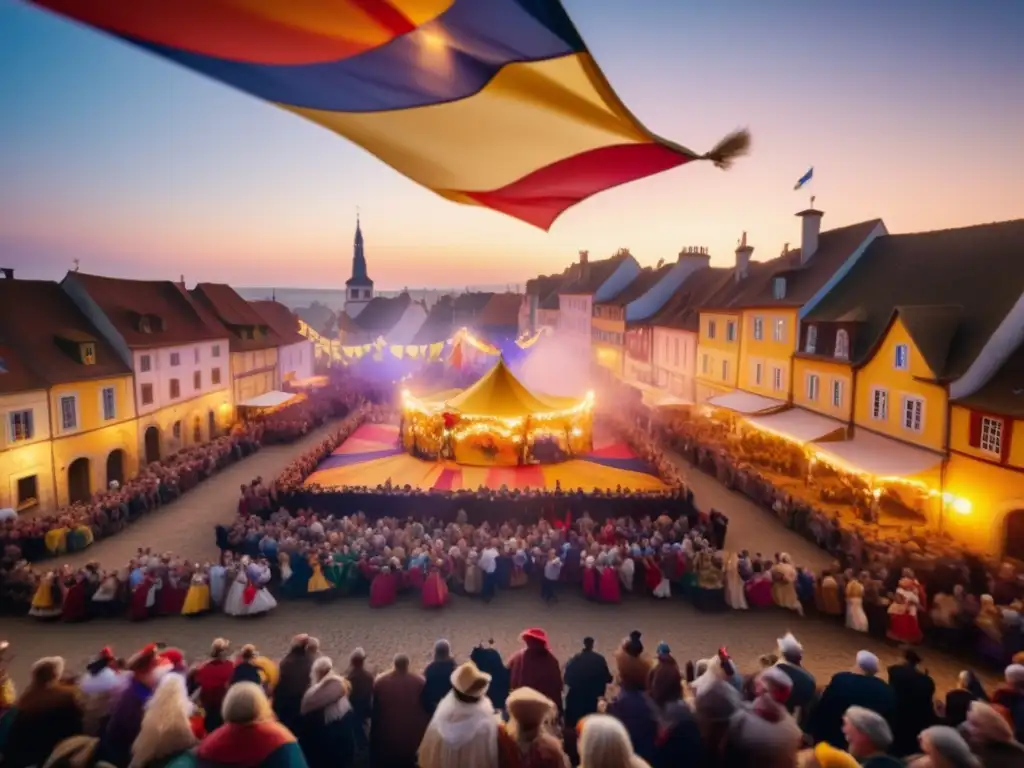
[776,633,816,722]
[809,650,896,749]
[298,656,357,768]
[961,700,1024,768]
[130,673,198,768]
[577,713,652,768]
[840,706,901,767]
[991,663,1024,742]
[908,725,981,768]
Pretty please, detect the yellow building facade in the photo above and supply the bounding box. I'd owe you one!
[48,375,140,506]
[738,308,799,400]
[791,357,854,422]
[0,389,56,512]
[591,305,624,376]
[695,311,741,400]
[231,348,280,404]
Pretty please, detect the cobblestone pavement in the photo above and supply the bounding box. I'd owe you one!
[2,443,988,693]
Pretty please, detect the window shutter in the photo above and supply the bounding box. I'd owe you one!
[968,411,983,448]
[1002,418,1013,463]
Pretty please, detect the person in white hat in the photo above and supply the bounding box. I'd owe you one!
[418,661,499,768]
[809,650,896,750]
[775,632,816,721]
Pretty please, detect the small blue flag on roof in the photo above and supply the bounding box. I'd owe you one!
[794,167,814,191]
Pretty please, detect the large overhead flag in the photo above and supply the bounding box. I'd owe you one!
[29,0,750,230]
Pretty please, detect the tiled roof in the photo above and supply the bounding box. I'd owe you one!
[411,297,455,344]
[295,304,337,336]
[648,267,735,331]
[702,218,882,310]
[352,294,411,334]
[0,343,45,394]
[190,283,284,352]
[601,264,673,306]
[453,292,494,313]
[67,272,226,348]
[805,219,1024,378]
[477,292,522,326]
[249,300,307,344]
[0,279,132,389]
[954,338,1024,418]
[559,253,629,294]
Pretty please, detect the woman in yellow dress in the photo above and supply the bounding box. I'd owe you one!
[307,554,331,594]
[30,571,63,619]
[182,566,212,616]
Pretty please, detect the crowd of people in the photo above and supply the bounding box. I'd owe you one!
[4,627,1024,768]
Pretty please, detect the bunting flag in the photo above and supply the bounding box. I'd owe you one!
[29,0,749,230]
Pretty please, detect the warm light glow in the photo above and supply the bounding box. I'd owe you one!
[951,497,972,515]
[401,389,411,398]
[871,488,882,500]
[571,427,583,437]
[421,29,447,51]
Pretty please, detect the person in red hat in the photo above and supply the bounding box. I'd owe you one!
[508,628,563,718]
[99,643,172,767]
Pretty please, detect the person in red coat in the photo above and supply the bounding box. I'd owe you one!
[582,557,599,601]
[62,570,89,622]
[422,561,448,609]
[370,565,397,608]
[508,628,563,717]
[597,555,621,604]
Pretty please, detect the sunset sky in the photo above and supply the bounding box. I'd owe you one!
[2,0,1022,290]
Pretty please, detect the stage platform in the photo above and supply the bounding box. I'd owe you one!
[304,423,668,492]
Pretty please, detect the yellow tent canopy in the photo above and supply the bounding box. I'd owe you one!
[444,359,571,418]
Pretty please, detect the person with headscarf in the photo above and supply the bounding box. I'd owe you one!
[909,725,981,767]
[809,650,896,749]
[192,682,308,768]
[991,664,1024,742]
[943,670,988,728]
[577,713,652,768]
[274,635,320,734]
[418,661,500,768]
[508,628,563,718]
[371,653,428,768]
[598,554,621,603]
[771,553,803,615]
[841,706,901,767]
[190,638,234,733]
[888,649,937,756]
[648,643,682,709]
[130,673,199,768]
[582,556,599,601]
[5,656,83,768]
[961,700,1024,768]
[607,632,658,765]
[298,656,357,768]
[775,633,816,725]
[422,639,457,716]
[722,667,802,768]
[497,687,569,768]
[724,552,748,610]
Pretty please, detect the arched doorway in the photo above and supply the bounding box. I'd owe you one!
[106,449,126,488]
[208,410,217,440]
[144,425,161,463]
[67,457,91,504]
[1005,509,1024,562]
[193,415,202,444]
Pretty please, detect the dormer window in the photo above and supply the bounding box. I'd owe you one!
[805,325,817,354]
[139,316,151,333]
[835,329,850,360]
[773,277,787,300]
[81,343,96,365]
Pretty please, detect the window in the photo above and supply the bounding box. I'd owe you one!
[772,367,783,391]
[831,379,844,408]
[701,354,709,375]
[140,383,154,406]
[169,352,181,367]
[807,374,820,401]
[871,388,889,420]
[902,396,924,432]
[140,354,152,373]
[773,318,785,342]
[894,343,909,370]
[81,343,96,365]
[101,386,116,420]
[707,320,717,340]
[211,368,222,386]
[721,360,729,380]
[980,416,1003,456]
[194,371,202,390]
[17,475,38,510]
[194,348,200,364]
[752,317,764,341]
[726,321,736,342]
[773,277,787,300]
[805,325,818,354]
[835,330,850,360]
[172,420,182,440]
[673,338,680,367]
[60,395,78,430]
[9,409,33,442]
[754,362,763,386]
[169,378,181,399]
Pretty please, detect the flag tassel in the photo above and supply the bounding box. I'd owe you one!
[700,128,751,170]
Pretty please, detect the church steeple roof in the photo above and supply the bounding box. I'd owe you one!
[346,212,373,288]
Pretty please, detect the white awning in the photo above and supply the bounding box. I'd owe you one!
[238,390,298,408]
[811,430,944,479]
[627,381,693,408]
[707,391,786,415]
[746,408,847,443]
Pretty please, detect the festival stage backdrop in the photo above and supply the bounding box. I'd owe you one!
[30,0,748,230]
[305,423,667,492]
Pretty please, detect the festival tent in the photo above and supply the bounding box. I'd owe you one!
[443,359,570,418]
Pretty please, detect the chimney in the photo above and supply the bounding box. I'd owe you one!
[0,268,14,280]
[734,232,753,282]
[677,246,711,270]
[578,250,589,265]
[797,206,823,264]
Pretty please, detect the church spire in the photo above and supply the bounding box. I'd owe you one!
[346,210,372,289]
